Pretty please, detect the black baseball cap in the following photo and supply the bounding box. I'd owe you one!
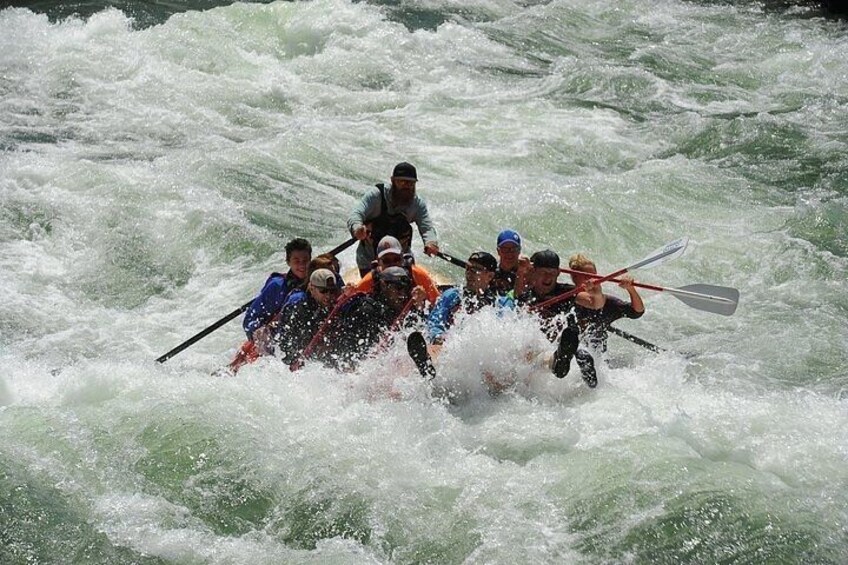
[530,250,560,269]
[392,162,417,181]
[467,251,497,273]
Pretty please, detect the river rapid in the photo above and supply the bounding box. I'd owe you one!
[1,1,846,563]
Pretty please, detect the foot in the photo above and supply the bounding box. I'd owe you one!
[407,332,436,381]
[552,326,579,379]
[575,349,597,388]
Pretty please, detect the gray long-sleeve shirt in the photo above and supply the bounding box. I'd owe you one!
[347,183,438,271]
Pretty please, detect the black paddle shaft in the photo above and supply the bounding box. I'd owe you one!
[435,251,467,269]
[608,326,665,353]
[155,300,253,363]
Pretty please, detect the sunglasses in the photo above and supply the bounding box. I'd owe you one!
[315,286,339,294]
[468,265,493,273]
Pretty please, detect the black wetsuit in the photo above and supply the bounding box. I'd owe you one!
[518,282,598,383]
[517,282,578,342]
[326,293,422,370]
[276,291,332,365]
[575,296,644,352]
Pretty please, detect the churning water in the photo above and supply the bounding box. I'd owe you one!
[1,0,846,562]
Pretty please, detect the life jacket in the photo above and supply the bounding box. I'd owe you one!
[439,288,496,336]
[231,271,305,373]
[491,266,517,295]
[371,261,417,298]
[462,287,497,315]
[368,183,414,256]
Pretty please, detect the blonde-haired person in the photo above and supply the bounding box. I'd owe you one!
[568,253,645,353]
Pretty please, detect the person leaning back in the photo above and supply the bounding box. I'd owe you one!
[347,162,439,276]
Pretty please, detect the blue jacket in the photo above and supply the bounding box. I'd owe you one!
[427,288,462,343]
[242,271,304,340]
[426,287,498,344]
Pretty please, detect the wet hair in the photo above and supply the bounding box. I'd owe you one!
[308,253,338,276]
[568,253,596,271]
[285,238,312,261]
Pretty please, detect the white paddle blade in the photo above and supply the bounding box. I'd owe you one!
[630,236,689,271]
[671,284,740,316]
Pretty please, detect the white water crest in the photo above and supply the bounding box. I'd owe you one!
[1,0,847,562]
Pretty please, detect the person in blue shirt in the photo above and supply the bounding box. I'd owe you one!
[427,251,498,346]
[407,252,497,379]
[242,238,312,354]
[347,162,439,276]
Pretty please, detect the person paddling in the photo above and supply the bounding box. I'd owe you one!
[224,238,312,374]
[407,251,498,380]
[568,253,645,353]
[327,266,427,370]
[347,162,439,277]
[355,236,441,307]
[510,250,604,387]
[276,269,343,366]
[241,238,312,354]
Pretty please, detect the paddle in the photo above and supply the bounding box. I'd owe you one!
[373,296,418,353]
[607,326,666,353]
[289,290,363,372]
[608,326,697,358]
[435,251,468,269]
[155,236,357,364]
[531,237,689,313]
[156,299,253,364]
[561,269,739,316]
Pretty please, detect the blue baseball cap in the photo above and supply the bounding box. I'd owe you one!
[497,229,521,249]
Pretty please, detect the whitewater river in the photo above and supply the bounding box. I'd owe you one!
[1,0,846,562]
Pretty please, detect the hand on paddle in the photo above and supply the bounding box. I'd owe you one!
[252,326,275,356]
[353,225,371,243]
[411,285,427,308]
[423,241,439,256]
[340,283,360,300]
[576,278,605,310]
[616,275,645,314]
